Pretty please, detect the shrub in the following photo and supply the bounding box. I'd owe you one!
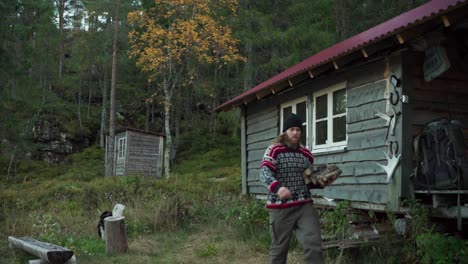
[416,232,468,264]
[321,201,352,239]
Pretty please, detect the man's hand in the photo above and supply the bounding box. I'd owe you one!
[277,186,292,200]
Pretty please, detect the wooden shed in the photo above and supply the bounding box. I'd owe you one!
[105,128,165,177]
[215,0,468,222]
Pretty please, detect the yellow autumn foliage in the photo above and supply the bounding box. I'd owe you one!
[128,0,243,81]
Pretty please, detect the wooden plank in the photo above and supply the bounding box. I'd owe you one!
[246,106,277,122]
[347,100,387,124]
[248,186,268,194]
[398,50,414,202]
[412,77,468,95]
[247,140,272,151]
[248,161,261,169]
[346,59,386,88]
[8,236,74,264]
[248,168,261,181]
[411,110,452,125]
[413,101,468,114]
[247,127,278,144]
[323,184,388,203]
[333,174,388,185]
[241,106,248,195]
[247,149,266,162]
[346,127,387,151]
[347,117,387,133]
[332,161,386,177]
[412,89,468,105]
[246,115,278,135]
[314,146,387,164]
[347,79,387,108]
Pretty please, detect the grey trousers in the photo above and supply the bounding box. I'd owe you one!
[268,202,324,264]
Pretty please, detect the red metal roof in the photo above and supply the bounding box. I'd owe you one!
[215,0,467,111]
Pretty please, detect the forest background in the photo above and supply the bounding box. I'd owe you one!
[4,1,463,263]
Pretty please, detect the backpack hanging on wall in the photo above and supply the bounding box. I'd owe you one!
[413,118,466,190]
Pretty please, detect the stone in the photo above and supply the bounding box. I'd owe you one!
[394,218,411,236]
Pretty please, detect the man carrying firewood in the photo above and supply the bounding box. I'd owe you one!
[260,113,341,264]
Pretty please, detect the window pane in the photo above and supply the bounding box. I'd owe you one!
[333,89,346,115]
[296,102,306,124]
[301,125,307,146]
[315,121,327,145]
[316,94,327,119]
[333,116,346,142]
[283,106,292,121]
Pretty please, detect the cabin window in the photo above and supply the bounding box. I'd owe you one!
[117,137,127,159]
[280,96,308,147]
[313,83,347,152]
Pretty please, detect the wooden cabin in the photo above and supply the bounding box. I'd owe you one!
[105,128,164,177]
[215,0,468,222]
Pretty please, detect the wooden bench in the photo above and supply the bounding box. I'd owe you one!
[8,236,76,264]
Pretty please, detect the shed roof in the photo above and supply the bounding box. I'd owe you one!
[215,0,468,112]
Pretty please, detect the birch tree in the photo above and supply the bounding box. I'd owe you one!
[128,0,243,177]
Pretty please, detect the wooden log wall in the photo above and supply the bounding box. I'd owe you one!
[244,58,402,205]
[126,132,163,177]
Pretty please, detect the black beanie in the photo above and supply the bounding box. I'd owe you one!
[283,113,303,132]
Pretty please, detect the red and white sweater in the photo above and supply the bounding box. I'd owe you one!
[260,143,322,209]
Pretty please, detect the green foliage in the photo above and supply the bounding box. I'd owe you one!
[402,199,433,239]
[59,146,104,181]
[195,243,218,257]
[30,213,62,243]
[321,201,352,239]
[416,232,468,264]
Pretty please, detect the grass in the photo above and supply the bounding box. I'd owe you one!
[1,132,466,263]
[0,133,275,263]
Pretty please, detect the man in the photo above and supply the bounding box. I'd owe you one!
[260,113,336,264]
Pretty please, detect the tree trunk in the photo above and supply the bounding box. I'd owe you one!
[58,0,66,79]
[104,216,128,254]
[172,106,180,164]
[77,77,83,133]
[145,102,150,132]
[243,41,253,92]
[163,79,172,178]
[88,74,92,118]
[151,102,155,123]
[7,145,17,180]
[100,69,108,148]
[107,13,119,176]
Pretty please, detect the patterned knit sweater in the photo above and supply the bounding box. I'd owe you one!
[260,143,322,209]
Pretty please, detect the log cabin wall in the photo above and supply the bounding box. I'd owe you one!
[244,55,405,208]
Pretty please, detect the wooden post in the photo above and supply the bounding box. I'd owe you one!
[104,216,128,254]
[8,236,74,264]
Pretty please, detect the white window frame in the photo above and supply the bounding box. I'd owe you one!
[312,82,347,153]
[280,96,309,148]
[117,137,127,160]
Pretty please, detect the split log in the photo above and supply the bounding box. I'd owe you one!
[8,236,74,264]
[104,216,128,254]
